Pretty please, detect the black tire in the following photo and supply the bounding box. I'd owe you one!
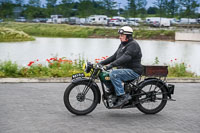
[63,82,99,115]
[136,81,167,114]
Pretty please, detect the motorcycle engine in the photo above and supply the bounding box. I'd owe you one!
[124,83,132,93]
[108,95,117,107]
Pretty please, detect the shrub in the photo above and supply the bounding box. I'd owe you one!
[168,63,196,77]
[0,61,19,77]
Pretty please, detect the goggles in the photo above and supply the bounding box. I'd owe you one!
[118,29,132,35]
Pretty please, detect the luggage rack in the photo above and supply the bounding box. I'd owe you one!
[142,65,168,81]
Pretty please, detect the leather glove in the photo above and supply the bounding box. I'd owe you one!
[99,61,104,65]
[104,64,113,71]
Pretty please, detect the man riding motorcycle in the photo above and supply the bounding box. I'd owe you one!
[100,26,143,108]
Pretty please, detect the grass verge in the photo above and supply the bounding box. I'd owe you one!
[0,22,175,41]
[0,27,35,42]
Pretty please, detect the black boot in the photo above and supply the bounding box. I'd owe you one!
[113,94,132,108]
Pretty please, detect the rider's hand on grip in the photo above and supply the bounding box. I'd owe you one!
[104,64,113,71]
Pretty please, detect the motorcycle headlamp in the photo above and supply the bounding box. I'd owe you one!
[84,62,93,73]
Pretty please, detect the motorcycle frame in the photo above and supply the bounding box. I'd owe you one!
[71,66,174,107]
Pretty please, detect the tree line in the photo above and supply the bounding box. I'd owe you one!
[0,0,199,19]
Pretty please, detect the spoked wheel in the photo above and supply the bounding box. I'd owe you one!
[136,81,168,114]
[63,82,99,115]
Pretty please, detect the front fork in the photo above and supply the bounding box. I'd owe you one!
[82,78,94,95]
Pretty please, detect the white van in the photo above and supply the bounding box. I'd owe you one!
[146,17,171,27]
[160,18,171,27]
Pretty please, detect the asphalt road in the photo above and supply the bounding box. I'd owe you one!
[0,83,200,133]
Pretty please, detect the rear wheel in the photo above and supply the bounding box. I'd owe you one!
[136,81,167,114]
[63,82,99,115]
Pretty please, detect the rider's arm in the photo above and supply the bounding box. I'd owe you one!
[110,43,139,67]
[100,45,121,65]
[100,52,116,65]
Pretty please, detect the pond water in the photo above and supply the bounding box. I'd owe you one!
[0,37,200,75]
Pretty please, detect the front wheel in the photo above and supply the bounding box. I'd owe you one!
[63,82,99,115]
[136,81,168,114]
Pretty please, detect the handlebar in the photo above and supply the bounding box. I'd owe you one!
[95,63,109,72]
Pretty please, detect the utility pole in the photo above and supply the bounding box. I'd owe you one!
[160,0,163,28]
[118,2,121,15]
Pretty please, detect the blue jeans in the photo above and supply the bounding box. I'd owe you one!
[109,69,139,96]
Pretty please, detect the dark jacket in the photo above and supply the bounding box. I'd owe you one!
[100,39,143,75]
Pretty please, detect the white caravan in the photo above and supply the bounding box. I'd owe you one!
[88,15,108,25]
[179,18,197,24]
[47,15,67,24]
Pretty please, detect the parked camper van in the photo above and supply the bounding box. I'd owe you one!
[87,15,108,25]
[68,17,80,25]
[51,15,61,24]
[179,18,197,24]
[146,17,170,27]
[128,18,142,23]
[146,17,160,24]
[79,18,86,25]
[15,17,26,22]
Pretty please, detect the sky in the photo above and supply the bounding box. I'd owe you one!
[23,0,156,8]
[23,0,200,12]
[117,0,154,8]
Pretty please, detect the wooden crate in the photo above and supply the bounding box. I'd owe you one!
[143,65,168,77]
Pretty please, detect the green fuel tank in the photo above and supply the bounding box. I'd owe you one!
[99,71,111,81]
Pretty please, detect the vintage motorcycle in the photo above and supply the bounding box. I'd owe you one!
[63,62,175,115]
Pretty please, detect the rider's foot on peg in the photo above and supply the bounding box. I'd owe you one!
[113,94,132,108]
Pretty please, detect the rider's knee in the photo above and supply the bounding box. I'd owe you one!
[109,70,118,80]
[109,71,118,79]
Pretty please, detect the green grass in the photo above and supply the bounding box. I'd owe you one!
[134,29,175,40]
[0,27,35,42]
[0,22,175,40]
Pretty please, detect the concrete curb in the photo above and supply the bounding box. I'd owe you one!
[0,78,200,83]
[0,78,72,83]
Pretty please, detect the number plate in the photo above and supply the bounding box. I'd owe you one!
[72,73,85,79]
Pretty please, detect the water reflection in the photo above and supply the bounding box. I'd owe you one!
[0,37,200,75]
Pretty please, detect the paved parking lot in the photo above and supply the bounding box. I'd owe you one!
[0,83,200,133]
